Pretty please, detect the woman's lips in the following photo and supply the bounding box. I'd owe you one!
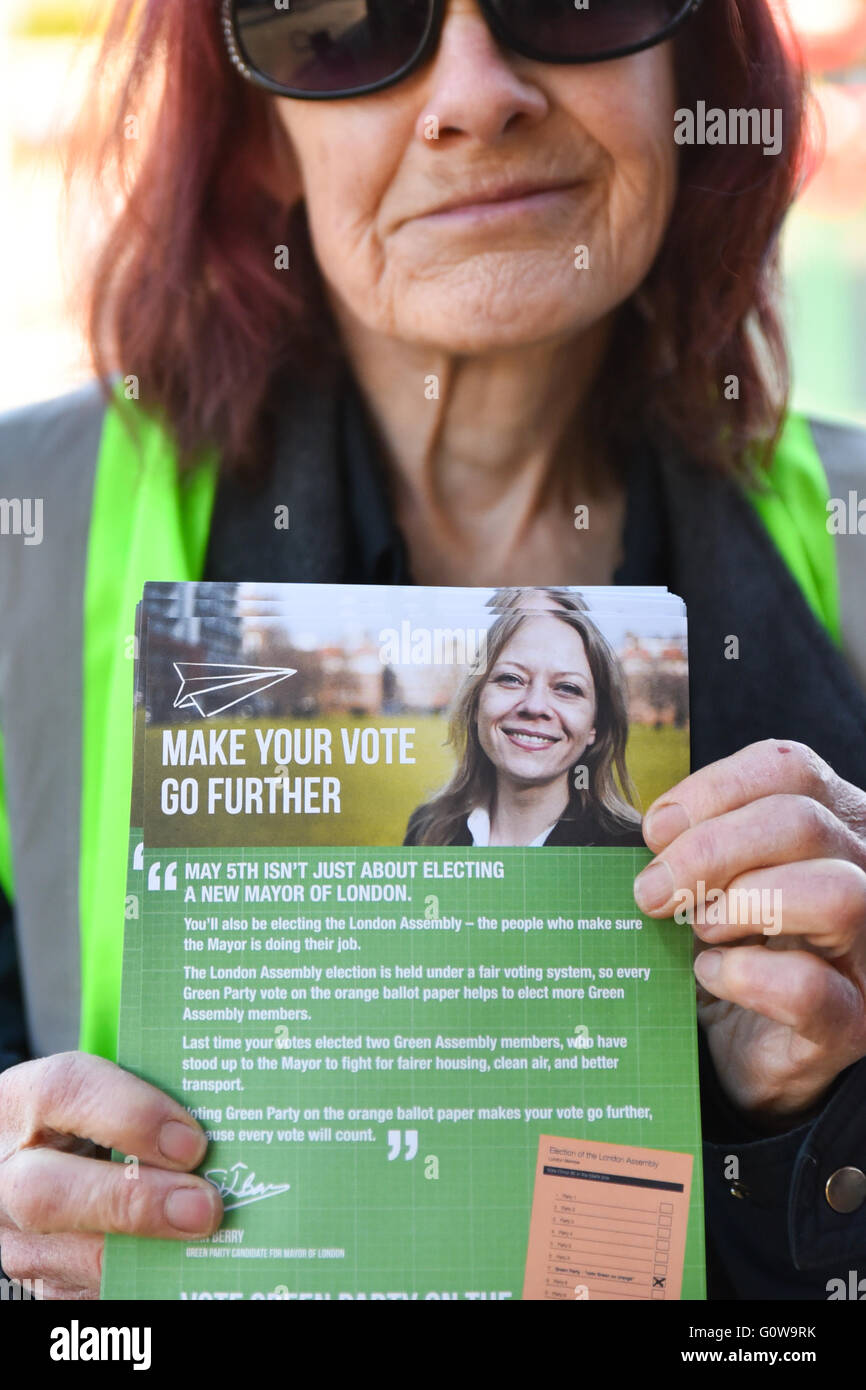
[502,728,561,751]
[413,183,580,228]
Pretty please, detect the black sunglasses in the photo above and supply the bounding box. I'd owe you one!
[222,0,704,101]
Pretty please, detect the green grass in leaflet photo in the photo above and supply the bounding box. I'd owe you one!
[625,722,690,814]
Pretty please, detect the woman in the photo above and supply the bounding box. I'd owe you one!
[404,604,645,846]
[1,0,865,1301]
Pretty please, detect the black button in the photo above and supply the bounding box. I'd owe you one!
[825,1167,866,1214]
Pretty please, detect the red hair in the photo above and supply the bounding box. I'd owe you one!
[73,0,809,476]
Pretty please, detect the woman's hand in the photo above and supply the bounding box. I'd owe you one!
[0,1052,222,1299]
[634,739,866,1123]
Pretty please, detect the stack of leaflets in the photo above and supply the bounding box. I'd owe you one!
[100,582,704,1301]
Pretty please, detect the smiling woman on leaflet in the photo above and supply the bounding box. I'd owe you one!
[405,604,644,847]
[1,0,866,1301]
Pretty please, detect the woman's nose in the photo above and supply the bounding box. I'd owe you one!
[414,0,549,144]
[515,681,555,718]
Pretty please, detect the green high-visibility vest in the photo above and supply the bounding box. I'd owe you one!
[0,389,844,1062]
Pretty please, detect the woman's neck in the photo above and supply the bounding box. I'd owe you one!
[487,778,571,847]
[328,295,625,586]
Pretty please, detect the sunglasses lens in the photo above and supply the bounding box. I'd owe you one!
[231,0,694,96]
[233,0,433,95]
[487,0,690,59]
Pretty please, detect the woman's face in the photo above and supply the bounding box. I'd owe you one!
[274,0,679,353]
[477,616,597,789]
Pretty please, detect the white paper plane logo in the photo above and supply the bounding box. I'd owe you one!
[173,662,296,718]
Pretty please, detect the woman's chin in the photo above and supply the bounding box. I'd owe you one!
[496,760,570,790]
[386,276,598,354]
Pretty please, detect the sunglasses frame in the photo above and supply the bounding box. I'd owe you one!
[222,0,705,102]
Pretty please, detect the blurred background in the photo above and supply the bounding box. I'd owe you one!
[1,0,865,421]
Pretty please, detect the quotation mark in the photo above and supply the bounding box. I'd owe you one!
[148,861,178,891]
[387,1130,419,1161]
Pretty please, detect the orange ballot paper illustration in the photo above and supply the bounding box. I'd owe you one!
[524,1136,694,1301]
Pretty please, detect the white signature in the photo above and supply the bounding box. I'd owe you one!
[204,1161,292,1212]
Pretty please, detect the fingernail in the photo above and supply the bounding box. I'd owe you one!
[159,1121,206,1166]
[694,950,722,983]
[633,859,674,912]
[166,1186,219,1233]
[644,801,690,847]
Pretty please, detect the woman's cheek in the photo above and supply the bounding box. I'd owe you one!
[480,691,509,723]
[476,722,499,768]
